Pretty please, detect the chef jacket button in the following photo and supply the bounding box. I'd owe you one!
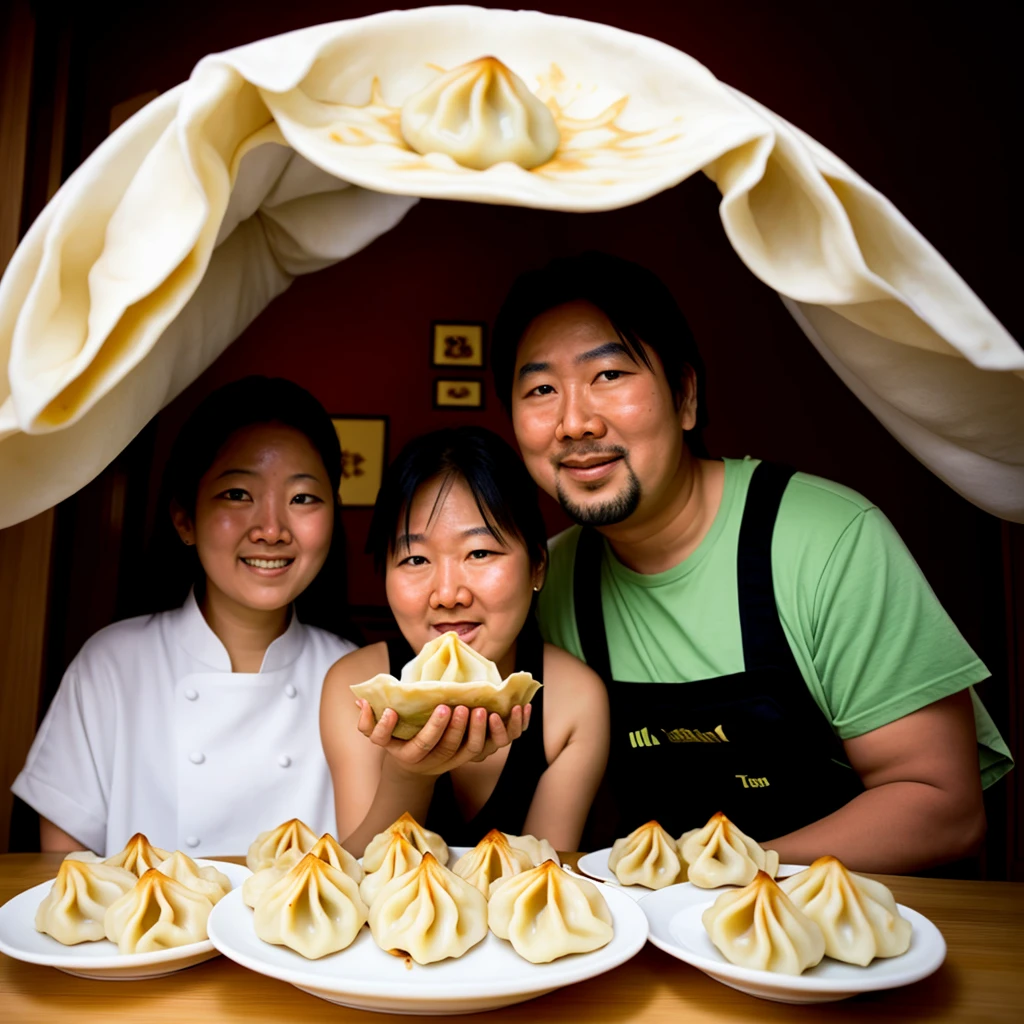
[185,836,200,848]
[184,688,199,701]
[284,684,297,698]
[278,754,292,768]
[189,751,206,765]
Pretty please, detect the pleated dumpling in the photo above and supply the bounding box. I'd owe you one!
[359,834,424,907]
[452,829,534,895]
[35,859,138,944]
[703,871,825,975]
[103,833,171,877]
[779,856,912,965]
[368,853,488,964]
[488,860,614,963]
[243,848,304,910]
[400,56,560,171]
[154,851,231,905]
[246,818,318,872]
[608,820,684,889]
[680,812,779,888]
[104,869,213,953]
[363,812,448,869]
[253,852,369,959]
[350,631,539,740]
[503,832,560,867]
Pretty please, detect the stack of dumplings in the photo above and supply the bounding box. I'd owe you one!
[34,832,234,951]
[245,814,601,968]
[488,861,614,963]
[350,630,539,739]
[703,857,913,975]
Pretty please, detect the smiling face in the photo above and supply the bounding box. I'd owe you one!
[385,474,542,675]
[173,423,335,621]
[511,300,695,530]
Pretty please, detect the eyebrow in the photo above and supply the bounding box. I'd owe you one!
[517,341,633,381]
[215,469,322,483]
[395,526,497,549]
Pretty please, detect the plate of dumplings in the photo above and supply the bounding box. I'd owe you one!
[209,814,650,1014]
[640,856,946,1004]
[577,813,804,899]
[0,833,251,979]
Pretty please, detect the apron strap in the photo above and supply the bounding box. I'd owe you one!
[572,526,612,683]
[736,462,799,673]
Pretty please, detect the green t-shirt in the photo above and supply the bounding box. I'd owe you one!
[538,457,1012,788]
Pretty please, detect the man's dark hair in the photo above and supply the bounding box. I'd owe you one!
[492,251,708,456]
[366,426,548,576]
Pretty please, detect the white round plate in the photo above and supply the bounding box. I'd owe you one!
[639,882,946,1004]
[576,848,805,900]
[0,860,251,980]
[208,877,649,1015]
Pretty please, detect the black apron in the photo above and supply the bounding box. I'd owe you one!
[574,462,862,848]
[385,620,549,847]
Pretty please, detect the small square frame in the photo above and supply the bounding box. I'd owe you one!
[430,321,486,369]
[330,415,389,508]
[433,378,485,410]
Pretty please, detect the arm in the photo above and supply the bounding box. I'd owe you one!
[40,817,89,853]
[767,690,985,873]
[320,644,528,856]
[521,645,610,851]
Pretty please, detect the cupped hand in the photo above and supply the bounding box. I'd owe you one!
[355,700,531,776]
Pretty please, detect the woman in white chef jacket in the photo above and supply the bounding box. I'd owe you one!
[12,376,358,857]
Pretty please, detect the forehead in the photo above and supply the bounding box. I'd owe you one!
[207,423,322,472]
[406,474,487,530]
[515,300,619,368]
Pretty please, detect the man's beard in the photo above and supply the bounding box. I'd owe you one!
[555,461,642,527]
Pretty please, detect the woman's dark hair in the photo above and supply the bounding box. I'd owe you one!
[491,251,709,457]
[140,376,356,641]
[367,426,548,577]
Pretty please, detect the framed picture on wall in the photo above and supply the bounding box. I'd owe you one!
[431,321,486,368]
[434,379,484,410]
[330,416,389,508]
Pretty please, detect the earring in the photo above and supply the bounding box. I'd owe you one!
[183,538,194,546]
[532,585,540,592]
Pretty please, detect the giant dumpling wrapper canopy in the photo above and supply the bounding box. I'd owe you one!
[0,5,1021,528]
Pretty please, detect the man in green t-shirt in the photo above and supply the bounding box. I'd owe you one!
[491,251,1011,873]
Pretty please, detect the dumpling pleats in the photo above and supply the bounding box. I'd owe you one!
[608,820,684,889]
[35,860,138,945]
[104,869,213,953]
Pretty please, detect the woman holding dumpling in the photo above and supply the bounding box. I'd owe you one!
[321,426,610,854]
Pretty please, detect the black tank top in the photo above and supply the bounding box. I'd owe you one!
[385,619,549,847]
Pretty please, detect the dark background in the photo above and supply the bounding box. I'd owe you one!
[11,0,1020,870]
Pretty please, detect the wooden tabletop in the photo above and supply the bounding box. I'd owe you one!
[2,853,1022,1023]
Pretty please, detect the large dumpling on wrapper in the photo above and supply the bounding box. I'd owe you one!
[351,631,540,740]
[779,856,912,965]
[400,56,560,170]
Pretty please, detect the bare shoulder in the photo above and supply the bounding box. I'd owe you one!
[541,643,606,699]
[324,642,389,693]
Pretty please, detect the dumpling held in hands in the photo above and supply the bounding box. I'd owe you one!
[400,57,560,171]
[703,871,825,975]
[350,631,539,740]
[780,856,912,965]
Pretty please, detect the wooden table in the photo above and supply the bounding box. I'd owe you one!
[2,853,1022,1022]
